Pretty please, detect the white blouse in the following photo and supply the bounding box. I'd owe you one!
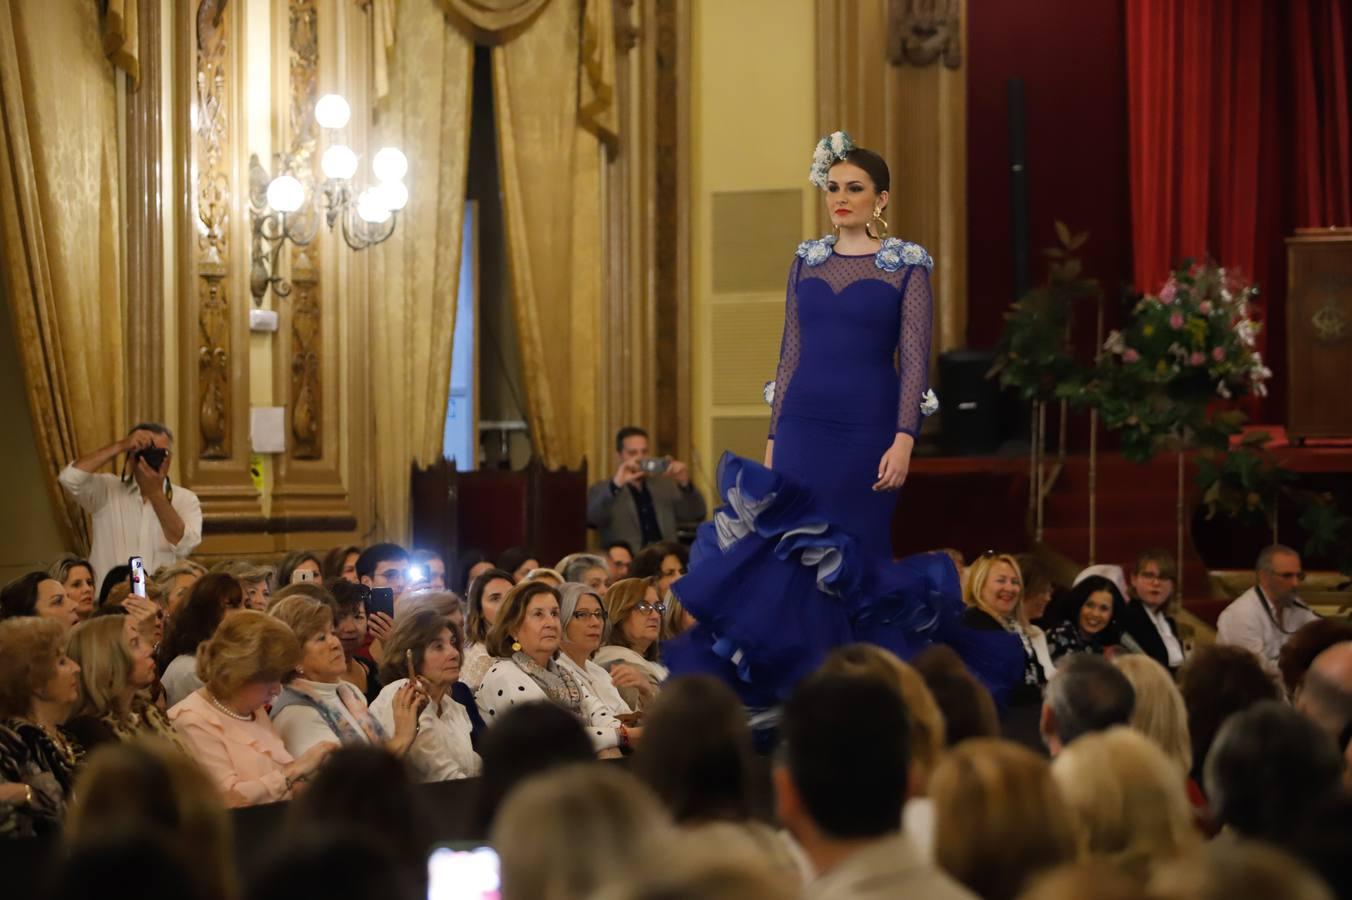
[460,642,493,691]
[476,658,621,752]
[593,645,669,684]
[557,653,633,717]
[273,679,374,758]
[370,678,481,782]
[161,654,204,709]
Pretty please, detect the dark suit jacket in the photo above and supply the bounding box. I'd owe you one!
[1120,599,1182,671]
[586,476,707,550]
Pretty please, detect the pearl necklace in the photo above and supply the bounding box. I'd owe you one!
[206,692,254,721]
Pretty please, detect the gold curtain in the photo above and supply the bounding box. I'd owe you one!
[0,0,126,552]
[369,0,474,543]
[438,0,550,44]
[101,0,139,84]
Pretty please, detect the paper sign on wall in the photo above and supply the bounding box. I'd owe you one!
[250,407,286,454]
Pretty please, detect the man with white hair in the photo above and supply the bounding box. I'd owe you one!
[1216,544,1320,672]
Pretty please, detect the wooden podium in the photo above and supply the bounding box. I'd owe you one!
[1286,229,1352,441]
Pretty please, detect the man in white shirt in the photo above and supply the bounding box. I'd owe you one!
[1216,544,1320,672]
[58,423,202,587]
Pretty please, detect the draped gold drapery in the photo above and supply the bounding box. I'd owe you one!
[368,0,474,543]
[437,0,550,44]
[0,0,126,552]
[101,0,140,84]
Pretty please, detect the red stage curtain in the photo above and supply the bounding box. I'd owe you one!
[1290,0,1352,227]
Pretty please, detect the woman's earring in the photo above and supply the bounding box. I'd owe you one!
[866,208,889,240]
[295,666,305,677]
[511,640,522,652]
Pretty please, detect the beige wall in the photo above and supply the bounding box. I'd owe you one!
[690,0,818,497]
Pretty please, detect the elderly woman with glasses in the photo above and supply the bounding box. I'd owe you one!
[477,582,639,754]
[556,583,633,718]
[594,578,668,712]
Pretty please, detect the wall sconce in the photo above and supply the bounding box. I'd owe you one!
[249,93,408,305]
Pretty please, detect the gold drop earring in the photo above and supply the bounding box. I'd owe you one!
[867,206,889,241]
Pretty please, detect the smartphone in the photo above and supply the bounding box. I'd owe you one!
[129,557,148,599]
[295,569,318,584]
[639,456,670,475]
[407,565,425,584]
[405,649,418,684]
[427,844,500,900]
[367,586,395,620]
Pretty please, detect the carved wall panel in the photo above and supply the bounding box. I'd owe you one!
[287,0,322,460]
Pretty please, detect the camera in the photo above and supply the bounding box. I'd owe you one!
[136,446,168,471]
[639,457,671,475]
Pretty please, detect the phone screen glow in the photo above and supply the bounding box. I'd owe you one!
[427,846,500,900]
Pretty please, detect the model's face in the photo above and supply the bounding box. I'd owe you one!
[62,566,97,622]
[515,596,561,659]
[300,623,348,682]
[622,587,663,649]
[825,161,888,231]
[1079,591,1115,635]
[36,580,79,630]
[480,578,512,627]
[419,627,461,690]
[1131,564,1174,609]
[124,618,158,689]
[166,573,199,616]
[980,562,1022,618]
[564,594,606,654]
[608,547,632,582]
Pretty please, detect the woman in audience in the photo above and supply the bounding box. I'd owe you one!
[101,580,168,648]
[397,588,465,635]
[912,644,1001,746]
[49,555,98,622]
[1277,617,1352,701]
[595,577,667,711]
[1120,549,1186,671]
[523,567,565,586]
[1176,644,1281,787]
[930,738,1078,900]
[661,592,697,640]
[370,607,482,782]
[477,581,635,754]
[0,617,83,837]
[1044,575,1126,663]
[557,583,634,717]
[497,547,539,582]
[276,550,324,588]
[68,738,234,900]
[268,580,330,611]
[321,544,361,584]
[1051,727,1199,883]
[216,561,273,610]
[158,572,238,708]
[1113,654,1192,778]
[631,540,689,597]
[461,567,513,690]
[1015,554,1055,625]
[328,581,381,702]
[64,615,181,751]
[493,763,672,900]
[558,553,612,596]
[270,595,423,761]
[168,609,334,807]
[152,560,206,617]
[960,554,1054,706]
[453,548,492,594]
[409,548,447,590]
[1150,842,1336,900]
[0,571,79,630]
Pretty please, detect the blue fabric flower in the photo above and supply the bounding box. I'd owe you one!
[796,233,837,267]
[875,237,934,273]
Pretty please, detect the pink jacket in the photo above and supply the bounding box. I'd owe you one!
[169,689,294,807]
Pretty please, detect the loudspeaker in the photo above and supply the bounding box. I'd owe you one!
[938,350,1002,456]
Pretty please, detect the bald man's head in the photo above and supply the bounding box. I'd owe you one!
[1297,641,1352,741]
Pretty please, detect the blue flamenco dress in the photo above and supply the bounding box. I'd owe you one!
[667,235,1024,722]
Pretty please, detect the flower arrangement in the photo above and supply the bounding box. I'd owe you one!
[1080,261,1270,461]
[808,131,854,189]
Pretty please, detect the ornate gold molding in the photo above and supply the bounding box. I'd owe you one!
[288,0,322,460]
[887,0,962,69]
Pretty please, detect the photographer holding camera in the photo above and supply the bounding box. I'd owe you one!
[58,423,203,584]
[587,426,705,551]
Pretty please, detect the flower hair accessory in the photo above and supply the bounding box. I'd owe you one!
[809,131,855,189]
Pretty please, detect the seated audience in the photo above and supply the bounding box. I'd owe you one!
[100,579,166,648]
[97,564,132,609]
[267,580,330,611]
[356,542,413,605]
[775,673,974,900]
[1014,555,1054,624]
[961,553,1054,707]
[1278,617,1352,701]
[636,675,802,877]
[276,550,323,588]
[912,645,1001,746]
[587,426,706,551]
[0,617,83,837]
[557,583,634,717]
[245,828,418,900]
[321,544,361,584]
[497,547,539,583]
[452,548,493,595]
[1216,544,1320,672]
[216,560,273,611]
[1149,839,1336,900]
[371,607,482,781]
[1203,700,1344,844]
[49,554,98,622]
[0,571,79,630]
[408,548,447,590]
[631,540,690,597]
[1176,644,1281,785]
[1112,654,1193,778]
[461,567,513,690]
[471,701,594,834]
[67,738,233,900]
[64,615,180,752]
[522,566,565,586]
[1039,653,1136,757]
[1050,727,1199,882]
[168,610,334,807]
[605,540,634,582]
[53,833,210,900]
[492,763,672,900]
[1044,575,1126,662]
[930,738,1078,900]
[1295,641,1352,750]
[1071,563,1130,602]
[270,595,421,760]
[157,572,238,708]
[327,580,381,702]
[151,560,206,617]
[476,581,633,754]
[396,587,465,633]
[1120,549,1186,671]
[595,577,668,711]
[558,552,612,595]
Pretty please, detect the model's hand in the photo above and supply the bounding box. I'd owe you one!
[873,435,914,492]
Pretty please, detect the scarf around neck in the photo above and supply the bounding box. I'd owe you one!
[512,651,584,715]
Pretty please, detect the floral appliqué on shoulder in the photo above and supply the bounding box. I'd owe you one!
[876,238,934,273]
[796,234,838,267]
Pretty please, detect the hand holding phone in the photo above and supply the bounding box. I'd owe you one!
[427,845,500,900]
[368,587,396,620]
[129,557,148,599]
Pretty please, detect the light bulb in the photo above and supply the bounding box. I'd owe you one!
[356,189,392,224]
[320,144,358,180]
[314,93,351,130]
[371,147,408,182]
[265,175,305,213]
[374,179,409,212]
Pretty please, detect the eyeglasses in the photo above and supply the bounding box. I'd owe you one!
[1271,570,1306,582]
[572,609,607,622]
[635,602,667,616]
[374,568,408,583]
[1136,571,1173,583]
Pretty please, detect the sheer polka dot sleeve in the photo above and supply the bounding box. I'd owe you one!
[769,258,803,440]
[896,265,933,438]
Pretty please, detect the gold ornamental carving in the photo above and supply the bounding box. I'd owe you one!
[887,0,962,69]
[195,0,231,459]
[1311,299,1349,342]
[288,0,323,459]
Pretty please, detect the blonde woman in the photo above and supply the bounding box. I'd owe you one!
[64,615,182,753]
[1050,727,1200,883]
[960,553,1055,707]
[1112,655,1192,778]
[152,560,206,617]
[595,577,667,712]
